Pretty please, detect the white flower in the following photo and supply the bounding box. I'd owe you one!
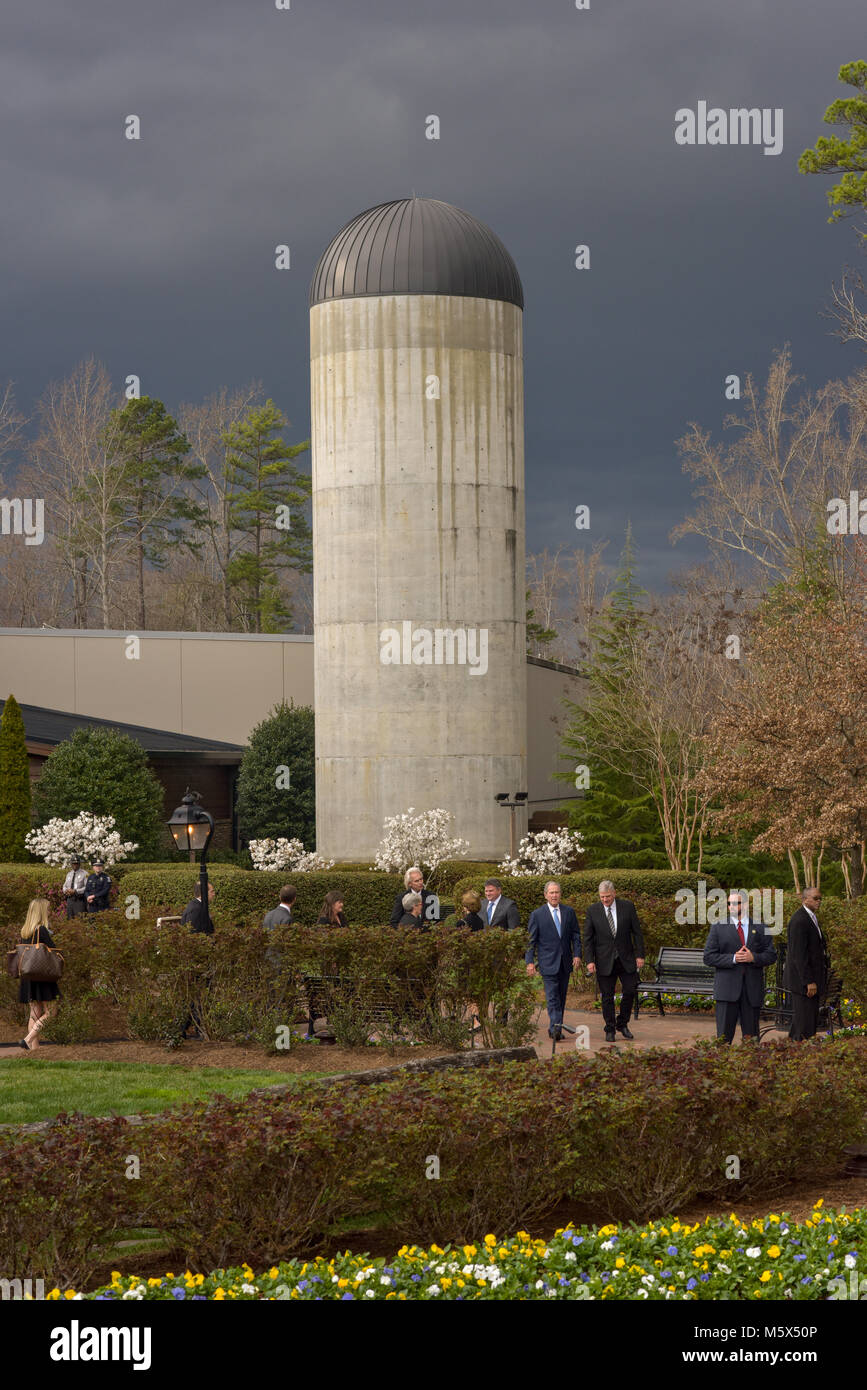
[248,837,334,872]
[426,1284,441,1296]
[601,1239,614,1251]
[498,828,583,877]
[380,1275,392,1285]
[564,1252,576,1263]
[240,1284,257,1294]
[373,808,469,875]
[535,1279,544,1290]
[365,1289,375,1298]
[641,1275,655,1286]
[636,1288,649,1299]
[122,1290,143,1300]
[745,1247,761,1258]
[844,1255,857,1269]
[718,1263,730,1274]
[25,812,137,867]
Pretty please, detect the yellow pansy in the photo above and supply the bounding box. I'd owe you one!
[767,1246,781,1258]
[213,1288,225,1300]
[484,1235,497,1248]
[759,1272,771,1283]
[615,1258,625,1269]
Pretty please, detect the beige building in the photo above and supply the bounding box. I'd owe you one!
[0,628,583,854]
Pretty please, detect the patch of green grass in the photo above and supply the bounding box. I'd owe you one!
[0,1060,320,1125]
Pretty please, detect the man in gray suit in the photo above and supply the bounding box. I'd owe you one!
[703,889,777,1043]
[263,885,296,930]
[482,879,520,930]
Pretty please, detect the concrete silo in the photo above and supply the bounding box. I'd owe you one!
[309,197,526,861]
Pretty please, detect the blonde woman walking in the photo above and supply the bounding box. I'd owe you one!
[17,899,61,1051]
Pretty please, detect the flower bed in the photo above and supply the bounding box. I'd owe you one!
[52,1204,866,1300]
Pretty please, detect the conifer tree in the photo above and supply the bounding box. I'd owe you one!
[0,694,32,861]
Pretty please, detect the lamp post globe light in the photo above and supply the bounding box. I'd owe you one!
[168,789,214,913]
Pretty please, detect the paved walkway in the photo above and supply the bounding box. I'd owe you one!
[530,1006,754,1056]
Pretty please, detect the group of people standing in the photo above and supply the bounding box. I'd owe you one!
[62,857,112,916]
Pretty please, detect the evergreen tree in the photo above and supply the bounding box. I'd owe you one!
[560,525,667,865]
[0,695,32,861]
[236,701,315,846]
[526,590,557,656]
[223,401,311,633]
[33,728,165,858]
[103,396,201,628]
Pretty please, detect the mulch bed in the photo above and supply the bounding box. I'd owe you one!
[0,1036,448,1073]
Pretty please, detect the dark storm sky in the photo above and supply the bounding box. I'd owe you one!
[2,0,865,589]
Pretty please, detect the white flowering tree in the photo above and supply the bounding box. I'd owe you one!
[373,808,470,878]
[25,812,139,867]
[248,837,334,872]
[498,828,583,878]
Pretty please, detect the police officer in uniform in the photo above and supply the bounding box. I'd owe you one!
[62,857,89,918]
[85,860,112,914]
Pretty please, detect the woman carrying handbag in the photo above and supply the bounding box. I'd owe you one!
[14,899,63,1051]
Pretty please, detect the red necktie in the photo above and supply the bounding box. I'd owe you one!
[736,921,745,948]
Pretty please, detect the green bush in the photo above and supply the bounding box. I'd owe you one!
[0,695,31,861]
[236,701,315,847]
[3,1037,865,1284]
[32,727,166,859]
[119,867,406,927]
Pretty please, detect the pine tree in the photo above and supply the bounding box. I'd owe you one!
[0,695,32,861]
[560,525,667,865]
[223,401,311,633]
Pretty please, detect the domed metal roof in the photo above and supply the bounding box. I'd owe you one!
[309,197,523,310]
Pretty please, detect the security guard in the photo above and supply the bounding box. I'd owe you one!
[85,860,112,914]
[62,857,89,918]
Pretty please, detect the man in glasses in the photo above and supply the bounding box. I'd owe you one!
[703,889,777,1043]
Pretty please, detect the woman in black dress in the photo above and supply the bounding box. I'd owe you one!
[316,891,348,928]
[18,899,61,1051]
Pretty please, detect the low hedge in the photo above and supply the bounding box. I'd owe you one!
[119,868,409,928]
[2,1038,865,1287]
[0,917,533,1051]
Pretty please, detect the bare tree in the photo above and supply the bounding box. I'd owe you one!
[526,541,610,666]
[672,348,867,600]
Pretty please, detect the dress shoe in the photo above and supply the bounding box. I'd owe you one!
[604,1028,616,1042]
[18,1039,31,1050]
[617,1025,634,1040]
[551,1027,563,1042]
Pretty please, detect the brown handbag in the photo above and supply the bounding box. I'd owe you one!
[5,948,20,978]
[17,940,64,983]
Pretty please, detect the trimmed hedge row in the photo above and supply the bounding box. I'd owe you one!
[2,1038,865,1286]
[0,918,534,1051]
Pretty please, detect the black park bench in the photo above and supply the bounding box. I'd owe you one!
[301,973,428,1040]
[759,950,844,1038]
[635,948,715,1017]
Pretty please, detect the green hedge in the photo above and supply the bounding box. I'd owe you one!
[119,868,406,926]
[2,1038,865,1287]
[0,917,532,1051]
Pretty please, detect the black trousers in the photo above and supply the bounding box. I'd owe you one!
[65,896,86,919]
[715,993,760,1043]
[597,961,639,1030]
[789,990,820,1041]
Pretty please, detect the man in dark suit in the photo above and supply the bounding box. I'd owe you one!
[263,885,296,930]
[525,881,581,1042]
[583,880,645,1042]
[703,889,777,1044]
[389,868,437,926]
[784,886,827,1041]
[482,879,520,931]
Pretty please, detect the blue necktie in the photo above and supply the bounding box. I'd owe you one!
[487,901,493,924]
[553,907,561,937]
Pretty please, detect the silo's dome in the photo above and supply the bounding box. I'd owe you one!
[309,197,523,310]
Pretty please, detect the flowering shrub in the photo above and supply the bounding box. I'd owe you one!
[373,808,469,877]
[54,1204,867,1300]
[24,813,138,868]
[499,829,584,878]
[248,838,334,872]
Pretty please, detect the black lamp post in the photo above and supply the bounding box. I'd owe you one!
[167,788,214,918]
[495,791,528,860]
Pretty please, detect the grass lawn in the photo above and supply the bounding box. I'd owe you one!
[0,1060,315,1125]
